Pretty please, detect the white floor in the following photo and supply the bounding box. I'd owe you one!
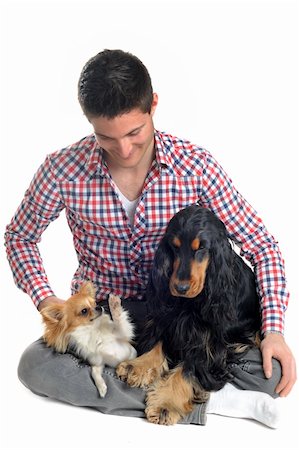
[1,280,298,450]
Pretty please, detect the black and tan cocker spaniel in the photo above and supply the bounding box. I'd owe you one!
[117,205,261,425]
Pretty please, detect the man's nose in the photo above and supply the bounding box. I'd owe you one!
[116,138,132,158]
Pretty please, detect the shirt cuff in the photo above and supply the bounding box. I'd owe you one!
[26,278,55,308]
[261,307,285,336]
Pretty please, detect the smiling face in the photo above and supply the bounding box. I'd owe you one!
[89,94,158,170]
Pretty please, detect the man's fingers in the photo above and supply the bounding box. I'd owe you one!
[262,348,273,379]
[275,359,297,397]
[276,378,294,397]
[275,374,289,396]
[261,333,297,397]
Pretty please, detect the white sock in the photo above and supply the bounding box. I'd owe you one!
[206,383,280,428]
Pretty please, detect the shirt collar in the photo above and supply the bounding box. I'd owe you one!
[85,130,172,175]
[85,135,109,177]
[154,130,172,169]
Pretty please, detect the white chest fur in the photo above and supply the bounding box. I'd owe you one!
[69,312,136,368]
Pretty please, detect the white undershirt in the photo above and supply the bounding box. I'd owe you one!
[114,185,140,227]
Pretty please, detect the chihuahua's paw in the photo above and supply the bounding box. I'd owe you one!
[96,380,108,398]
[108,294,122,320]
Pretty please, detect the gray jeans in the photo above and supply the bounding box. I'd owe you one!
[18,301,281,425]
[18,342,282,425]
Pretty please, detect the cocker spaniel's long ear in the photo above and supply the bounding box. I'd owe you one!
[205,234,236,315]
[147,236,173,302]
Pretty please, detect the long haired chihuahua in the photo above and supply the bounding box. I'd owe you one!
[41,281,137,397]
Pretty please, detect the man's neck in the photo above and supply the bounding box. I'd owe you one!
[105,144,156,201]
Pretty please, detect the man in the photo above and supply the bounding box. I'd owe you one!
[5,49,296,427]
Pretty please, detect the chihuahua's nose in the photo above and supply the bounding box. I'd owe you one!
[95,303,104,314]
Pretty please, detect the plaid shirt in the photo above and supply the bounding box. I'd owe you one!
[5,130,289,335]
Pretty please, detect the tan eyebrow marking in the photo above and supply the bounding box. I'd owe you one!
[191,238,200,251]
[173,237,182,248]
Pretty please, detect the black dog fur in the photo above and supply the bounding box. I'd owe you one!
[138,205,261,392]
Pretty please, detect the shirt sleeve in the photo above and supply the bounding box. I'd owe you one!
[200,150,289,336]
[5,155,65,308]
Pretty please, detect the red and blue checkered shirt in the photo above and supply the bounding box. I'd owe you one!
[5,130,289,336]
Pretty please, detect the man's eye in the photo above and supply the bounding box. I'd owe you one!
[81,308,88,316]
[95,134,111,141]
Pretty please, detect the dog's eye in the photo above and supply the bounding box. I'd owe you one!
[194,245,205,254]
[81,308,88,316]
[171,245,180,253]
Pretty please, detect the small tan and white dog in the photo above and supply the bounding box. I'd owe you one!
[41,281,137,397]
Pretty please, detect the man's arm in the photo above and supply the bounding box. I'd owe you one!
[200,150,288,335]
[200,149,296,394]
[5,155,64,308]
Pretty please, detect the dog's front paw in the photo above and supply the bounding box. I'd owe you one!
[145,403,181,426]
[145,385,182,425]
[116,359,160,388]
[193,383,210,403]
[145,367,194,425]
[108,294,122,320]
[117,344,168,388]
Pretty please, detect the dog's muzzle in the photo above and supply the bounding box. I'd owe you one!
[95,304,105,314]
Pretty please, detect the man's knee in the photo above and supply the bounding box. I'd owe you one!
[18,338,50,393]
[18,337,93,401]
[17,338,147,417]
[230,347,282,398]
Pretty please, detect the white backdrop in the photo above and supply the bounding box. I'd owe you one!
[1,1,298,449]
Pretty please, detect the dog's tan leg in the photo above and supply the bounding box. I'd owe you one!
[116,342,168,388]
[145,366,195,425]
[193,382,210,403]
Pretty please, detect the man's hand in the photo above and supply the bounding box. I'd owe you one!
[37,295,65,312]
[260,333,297,397]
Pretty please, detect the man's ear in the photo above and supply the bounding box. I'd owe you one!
[150,92,158,116]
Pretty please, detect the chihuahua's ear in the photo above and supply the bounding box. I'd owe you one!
[41,303,69,353]
[41,303,65,325]
[78,281,96,298]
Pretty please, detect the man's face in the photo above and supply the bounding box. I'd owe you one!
[89,94,158,170]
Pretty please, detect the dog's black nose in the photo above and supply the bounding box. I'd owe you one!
[175,283,190,295]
